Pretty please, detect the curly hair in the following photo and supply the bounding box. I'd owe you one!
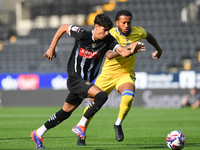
[115,10,132,21]
[94,14,113,30]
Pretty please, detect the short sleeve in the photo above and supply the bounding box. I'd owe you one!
[108,34,119,51]
[69,25,85,40]
[139,27,147,39]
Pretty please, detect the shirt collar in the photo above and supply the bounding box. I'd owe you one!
[115,27,132,37]
[91,30,95,41]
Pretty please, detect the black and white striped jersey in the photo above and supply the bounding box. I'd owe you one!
[67,25,118,82]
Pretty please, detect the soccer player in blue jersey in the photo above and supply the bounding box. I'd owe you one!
[30,13,145,149]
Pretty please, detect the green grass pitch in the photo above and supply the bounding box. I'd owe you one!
[0,106,200,150]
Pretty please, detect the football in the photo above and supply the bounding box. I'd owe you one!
[166,130,186,150]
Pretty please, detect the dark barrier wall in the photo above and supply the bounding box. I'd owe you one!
[0,89,189,108]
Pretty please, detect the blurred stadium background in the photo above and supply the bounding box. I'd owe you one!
[0,0,200,108]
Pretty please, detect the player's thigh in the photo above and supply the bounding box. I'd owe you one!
[67,76,94,99]
[116,73,136,94]
[65,92,83,107]
[95,73,116,95]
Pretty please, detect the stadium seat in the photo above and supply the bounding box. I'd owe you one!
[0,0,199,73]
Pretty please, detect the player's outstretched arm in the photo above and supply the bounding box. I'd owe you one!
[146,32,162,59]
[115,41,146,57]
[106,50,120,59]
[44,24,71,61]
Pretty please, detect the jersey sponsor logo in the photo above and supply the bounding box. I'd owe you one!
[79,47,101,59]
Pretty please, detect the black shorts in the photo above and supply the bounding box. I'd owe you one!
[186,100,195,106]
[65,76,94,105]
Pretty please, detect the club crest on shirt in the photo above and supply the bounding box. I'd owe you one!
[91,43,96,49]
[85,81,91,85]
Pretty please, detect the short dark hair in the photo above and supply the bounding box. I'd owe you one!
[94,14,113,29]
[115,10,132,21]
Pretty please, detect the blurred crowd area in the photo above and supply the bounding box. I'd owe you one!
[0,0,200,73]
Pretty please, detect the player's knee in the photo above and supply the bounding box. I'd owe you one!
[122,89,134,98]
[94,91,108,106]
[83,91,108,119]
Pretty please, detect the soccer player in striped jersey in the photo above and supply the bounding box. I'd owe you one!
[30,14,145,149]
[77,10,162,145]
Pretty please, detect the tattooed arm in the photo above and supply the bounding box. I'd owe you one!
[115,41,145,58]
[106,50,120,59]
[107,42,145,59]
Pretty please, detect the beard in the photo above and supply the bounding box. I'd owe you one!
[121,29,131,36]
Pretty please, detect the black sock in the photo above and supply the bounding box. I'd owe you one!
[84,91,108,119]
[44,109,71,129]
